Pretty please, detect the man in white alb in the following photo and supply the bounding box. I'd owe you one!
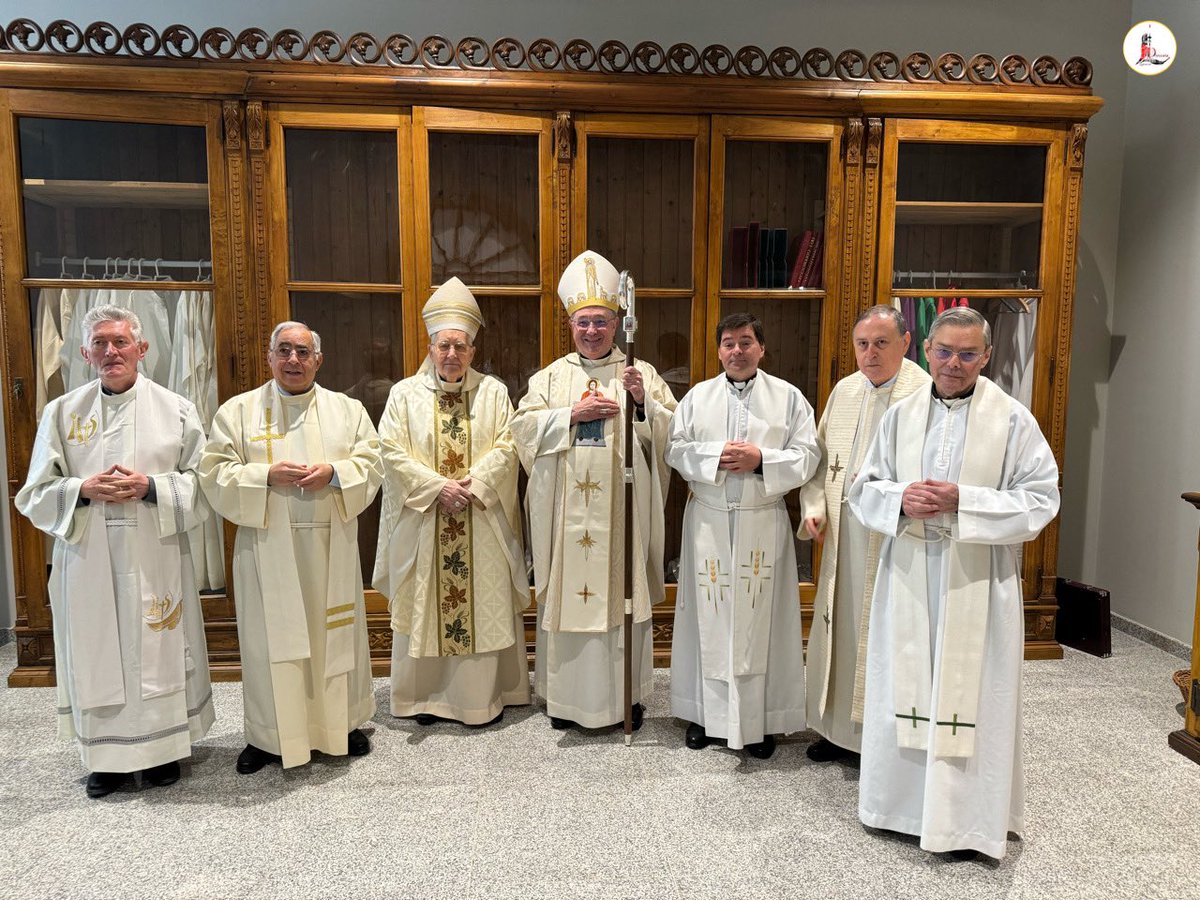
[17,305,214,798]
[848,306,1059,859]
[666,312,819,758]
[200,321,382,773]
[511,250,675,731]
[800,305,929,763]
[374,278,530,726]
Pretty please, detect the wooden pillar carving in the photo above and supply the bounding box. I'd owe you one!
[551,110,574,359]
[1039,123,1086,606]
[858,117,883,330]
[838,117,865,381]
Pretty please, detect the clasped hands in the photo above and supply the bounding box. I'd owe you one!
[570,367,645,424]
[80,464,150,503]
[438,477,474,515]
[268,461,334,490]
[719,441,761,474]
[901,479,959,519]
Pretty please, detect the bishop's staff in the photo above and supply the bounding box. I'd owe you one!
[618,270,637,746]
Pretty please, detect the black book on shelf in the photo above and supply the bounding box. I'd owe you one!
[770,228,788,288]
[757,228,771,289]
[746,221,760,287]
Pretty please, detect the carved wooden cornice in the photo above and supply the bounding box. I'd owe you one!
[0,19,1093,88]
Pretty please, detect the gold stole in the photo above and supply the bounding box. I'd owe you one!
[555,359,619,632]
[433,389,475,655]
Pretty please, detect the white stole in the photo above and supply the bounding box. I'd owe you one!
[891,376,1011,758]
[686,375,791,680]
[56,380,186,709]
[247,383,359,678]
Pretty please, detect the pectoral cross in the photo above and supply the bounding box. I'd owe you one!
[829,454,844,479]
[252,408,286,464]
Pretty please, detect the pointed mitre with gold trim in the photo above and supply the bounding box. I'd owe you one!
[422,277,483,340]
[558,250,620,317]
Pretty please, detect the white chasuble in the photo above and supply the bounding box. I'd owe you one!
[512,352,674,631]
[847,375,1059,858]
[666,371,819,748]
[16,376,215,772]
[372,361,530,723]
[512,351,675,727]
[799,358,929,750]
[200,383,382,767]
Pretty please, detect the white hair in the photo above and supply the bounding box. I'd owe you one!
[928,306,992,349]
[270,320,321,353]
[81,305,143,344]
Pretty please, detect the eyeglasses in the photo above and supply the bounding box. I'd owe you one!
[929,346,985,365]
[272,344,315,361]
[434,340,471,355]
[572,317,615,331]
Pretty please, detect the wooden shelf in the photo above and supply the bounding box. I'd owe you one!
[721,288,825,299]
[22,179,209,209]
[895,201,1042,226]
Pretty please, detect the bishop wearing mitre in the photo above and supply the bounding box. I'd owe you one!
[511,250,676,731]
[373,278,530,726]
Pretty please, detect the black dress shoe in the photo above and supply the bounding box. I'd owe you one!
[414,713,438,727]
[142,760,180,787]
[685,722,710,750]
[85,771,127,798]
[347,728,371,757]
[549,716,574,730]
[805,737,846,762]
[745,734,777,759]
[236,743,281,774]
[631,703,644,732]
[947,849,979,862]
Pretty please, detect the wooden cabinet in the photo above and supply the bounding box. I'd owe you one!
[0,28,1101,682]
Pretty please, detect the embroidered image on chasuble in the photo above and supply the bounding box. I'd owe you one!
[16,377,216,771]
[513,352,675,636]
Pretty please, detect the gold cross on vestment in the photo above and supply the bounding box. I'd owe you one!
[574,469,603,506]
[829,454,844,479]
[251,408,286,464]
[577,584,595,604]
[576,529,596,560]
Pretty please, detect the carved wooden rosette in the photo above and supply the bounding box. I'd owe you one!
[0,20,1094,88]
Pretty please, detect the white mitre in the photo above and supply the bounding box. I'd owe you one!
[422,276,483,339]
[558,250,620,316]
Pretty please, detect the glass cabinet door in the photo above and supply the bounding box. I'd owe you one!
[877,120,1066,413]
[268,107,411,583]
[709,116,846,590]
[16,106,226,592]
[574,114,709,586]
[414,107,554,404]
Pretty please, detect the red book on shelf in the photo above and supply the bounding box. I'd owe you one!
[728,226,748,289]
[802,230,824,288]
[746,221,761,288]
[789,230,813,288]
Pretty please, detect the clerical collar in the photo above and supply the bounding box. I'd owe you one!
[725,373,757,392]
[436,373,465,394]
[580,349,618,367]
[931,383,975,403]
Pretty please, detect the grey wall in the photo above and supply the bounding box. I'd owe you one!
[1,1,1158,632]
[1094,0,1200,643]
